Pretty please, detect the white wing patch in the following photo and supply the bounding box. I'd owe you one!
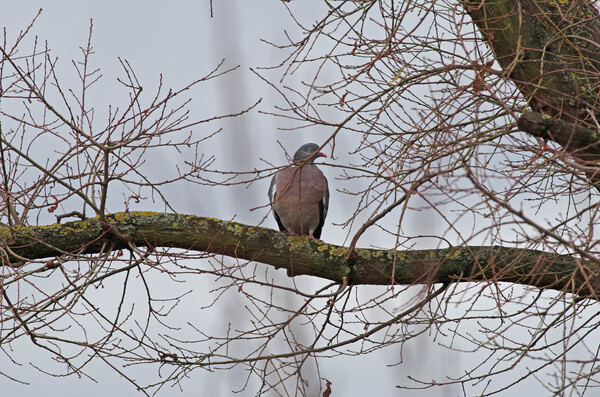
[268,175,277,204]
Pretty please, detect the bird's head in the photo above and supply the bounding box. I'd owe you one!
[293,143,327,163]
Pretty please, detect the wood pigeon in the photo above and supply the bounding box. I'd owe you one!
[268,143,329,239]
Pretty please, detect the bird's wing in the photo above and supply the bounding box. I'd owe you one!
[268,173,287,232]
[312,169,329,239]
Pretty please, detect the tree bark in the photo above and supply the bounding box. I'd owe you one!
[463,0,600,189]
[1,212,597,298]
[464,0,600,123]
[517,110,600,160]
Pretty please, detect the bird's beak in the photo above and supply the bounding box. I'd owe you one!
[318,152,327,158]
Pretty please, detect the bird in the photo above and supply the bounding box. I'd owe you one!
[268,143,329,239]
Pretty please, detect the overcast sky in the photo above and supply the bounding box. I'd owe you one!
[1,2,415,396]
[1,1,585,396]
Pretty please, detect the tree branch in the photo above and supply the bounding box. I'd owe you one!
[518,110,600,160]
[1,212,597,298]
[464,0,600,188]
[463,0,600,122]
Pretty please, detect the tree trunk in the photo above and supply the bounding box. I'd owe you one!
[464,0,600,193]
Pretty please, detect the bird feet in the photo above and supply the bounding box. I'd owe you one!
[281,231,322,242]
[308,234,323,242]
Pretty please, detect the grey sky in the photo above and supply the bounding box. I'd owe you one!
[1,1,591,396]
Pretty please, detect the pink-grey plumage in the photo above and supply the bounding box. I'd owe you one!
[269,143,329,239]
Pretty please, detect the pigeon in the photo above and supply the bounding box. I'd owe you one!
[268,143,329,239]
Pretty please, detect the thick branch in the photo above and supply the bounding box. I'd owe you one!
[518,110,600,160]
[464,0,600,189]
[1,212,597,298]
[464,0,600,122]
